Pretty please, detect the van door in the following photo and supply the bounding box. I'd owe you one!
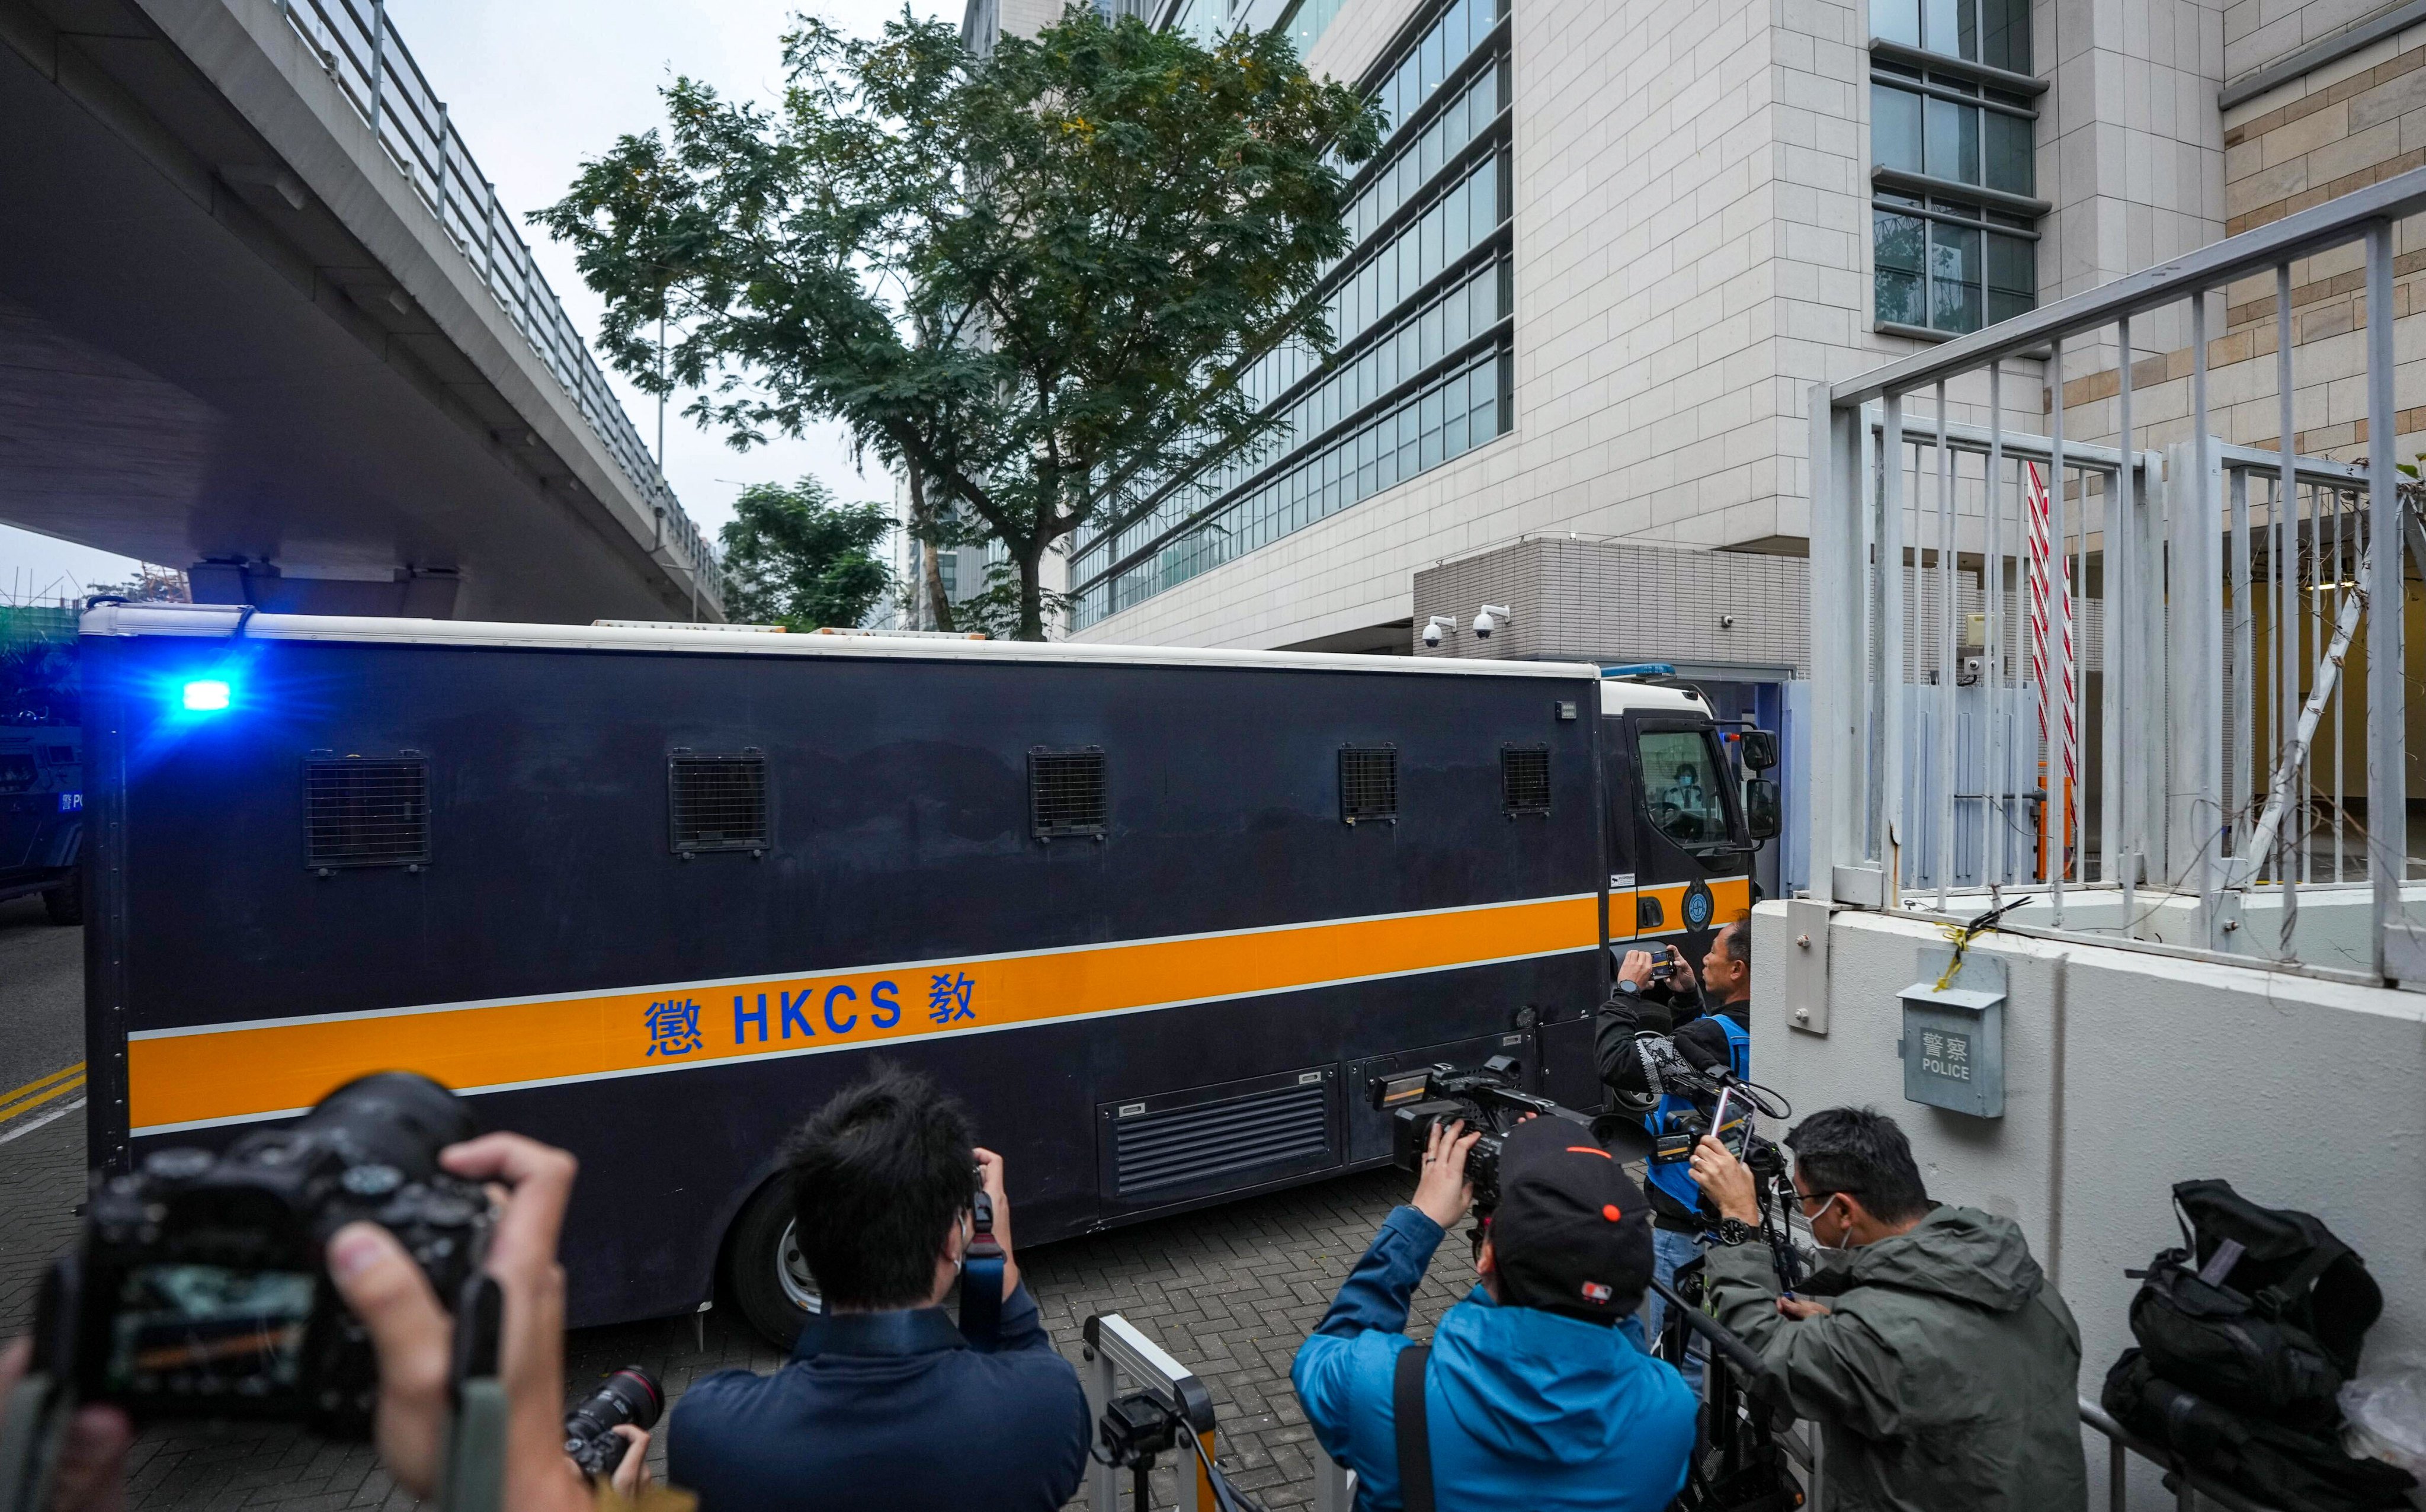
[1628,719,1753,950]
[1601,715,1639,952]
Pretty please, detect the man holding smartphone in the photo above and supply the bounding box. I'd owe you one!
[1595,914,1757,1375]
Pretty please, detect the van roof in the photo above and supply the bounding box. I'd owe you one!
[1598,680,1712,716]
[81,604,1601,682]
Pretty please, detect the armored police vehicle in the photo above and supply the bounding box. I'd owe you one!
[78,604,1770,1344]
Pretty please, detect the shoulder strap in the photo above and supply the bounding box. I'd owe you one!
[2252,1232,2350,1317]
[1393,1343,1434,1512]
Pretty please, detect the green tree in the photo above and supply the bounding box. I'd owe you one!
[536,6,1380,639]
[719,479,895,630]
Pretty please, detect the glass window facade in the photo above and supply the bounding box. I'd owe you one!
[1071,0,1513,629]
[1868,0,2039,337]
[1871,0,2029,74]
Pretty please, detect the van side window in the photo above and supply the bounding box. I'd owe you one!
[1637,731,1725,845]
[668,751,768,854]
[1029,747,1107,840]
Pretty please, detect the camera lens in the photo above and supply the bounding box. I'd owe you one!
[297,1072,477,1182]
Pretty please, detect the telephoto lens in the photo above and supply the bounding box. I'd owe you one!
[565,1366,664,1481]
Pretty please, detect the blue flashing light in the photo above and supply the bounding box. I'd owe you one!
[1601,662,1677,680]
[181,679,232,712]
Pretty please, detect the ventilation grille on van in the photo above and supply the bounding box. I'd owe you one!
[1110,1078,1334,1200]
[306,758,430,869]
[1502,745,1551,815]
[669,752,768,852]
[1029,747,1107,839]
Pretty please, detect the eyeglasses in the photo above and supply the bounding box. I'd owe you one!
[1794,1189,1849,1213]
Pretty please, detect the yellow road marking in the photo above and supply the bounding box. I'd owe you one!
[0,1065,86,1125]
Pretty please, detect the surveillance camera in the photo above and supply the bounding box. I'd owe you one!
[1473,604,1511,640]
[1421,614,1456,649]
[1422,623,1442,647]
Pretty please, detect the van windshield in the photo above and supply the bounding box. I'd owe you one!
[1637,730,1729,850]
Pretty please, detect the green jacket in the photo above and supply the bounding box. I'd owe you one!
[1703,1206,2087,1512]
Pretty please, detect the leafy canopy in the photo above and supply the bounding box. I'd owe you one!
[718,479,895,631]
[536,5,1381,638]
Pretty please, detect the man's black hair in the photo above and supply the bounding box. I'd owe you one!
[784,1064,975,1310]
[1721,912,1752,965]
[1785,1106,1931,1223]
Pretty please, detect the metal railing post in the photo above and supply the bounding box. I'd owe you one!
[367,0,387,148]
[434,102,450,239]
[1935,379,1956,903]
[2365,219,2412,979]
[1880,393,1908,906]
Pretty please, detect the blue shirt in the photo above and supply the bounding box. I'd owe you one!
[668,1283,1089,1512]
[1292,1206,1696,1512]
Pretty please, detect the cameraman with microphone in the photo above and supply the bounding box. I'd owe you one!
[1595,913,1754,1371]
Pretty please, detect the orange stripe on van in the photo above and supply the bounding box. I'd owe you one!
[125,893,1603,1133]
[1610,876,1753,940]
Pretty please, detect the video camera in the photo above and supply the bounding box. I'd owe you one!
[1369,1055,1636,1209]
[34,1071,493,1437]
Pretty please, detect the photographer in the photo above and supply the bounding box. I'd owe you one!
[1687,1108,2086,1511]
[2,1129,667,1511]
[666,1066,1088,1512]
[1595,913,1755,1353]
[1291,1117,1694,1511]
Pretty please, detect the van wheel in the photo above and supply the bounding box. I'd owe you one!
[41,878,81,925]
[726,1178,820,1350]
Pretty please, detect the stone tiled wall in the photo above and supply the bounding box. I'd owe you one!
[2029,13,2426,470]
[2223,15,2426,235]
[1074,0,1944,652]
[2225,0,2418,82]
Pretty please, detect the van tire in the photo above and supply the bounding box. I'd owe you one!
[41,877,81,926]
[726,1178,819,1350]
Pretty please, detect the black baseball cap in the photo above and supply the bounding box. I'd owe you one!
[1487,1116,1655,1324]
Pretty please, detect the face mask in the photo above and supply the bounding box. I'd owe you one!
[1804,1194,1851,1255]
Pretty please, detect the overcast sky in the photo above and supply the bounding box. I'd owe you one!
[0,0,951,603]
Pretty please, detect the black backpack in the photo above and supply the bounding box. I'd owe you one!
[2126,1179,2382,1426]
[2103,1351,2415,1512]
[2101,1180,2414,1511]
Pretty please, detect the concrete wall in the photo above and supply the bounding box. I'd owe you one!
[1752,900,2426,1503]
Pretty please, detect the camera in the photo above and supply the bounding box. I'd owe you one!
[1369,1055,1603,1210]
[53,1071,492,1435]
[565,1366,664,1481]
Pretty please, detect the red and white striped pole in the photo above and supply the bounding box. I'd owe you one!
[2024,460,2076,879]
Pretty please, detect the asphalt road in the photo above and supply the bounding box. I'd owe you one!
[0,893,86,1134]
[0,909,1462,1512]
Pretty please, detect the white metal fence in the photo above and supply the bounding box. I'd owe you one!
[262,0,723,613]
[1808,167,2426,982]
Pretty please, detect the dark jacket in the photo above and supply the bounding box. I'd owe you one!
[1594,991,1749,1229]
[1292,1206,1696,1512]
[668,1283,1089,1512]
[1704,1205,2087,1512]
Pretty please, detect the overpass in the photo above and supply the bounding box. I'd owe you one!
[0,0,723,620]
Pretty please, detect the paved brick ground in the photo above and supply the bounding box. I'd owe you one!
[0,1104,1463,1511]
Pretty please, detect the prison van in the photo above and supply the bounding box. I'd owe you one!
[78,604,1766,1343]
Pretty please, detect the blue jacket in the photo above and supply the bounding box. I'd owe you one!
[1643,1008,1751,1225]
[668,1283,1089,1512]
[1292,1206,1696,1512]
